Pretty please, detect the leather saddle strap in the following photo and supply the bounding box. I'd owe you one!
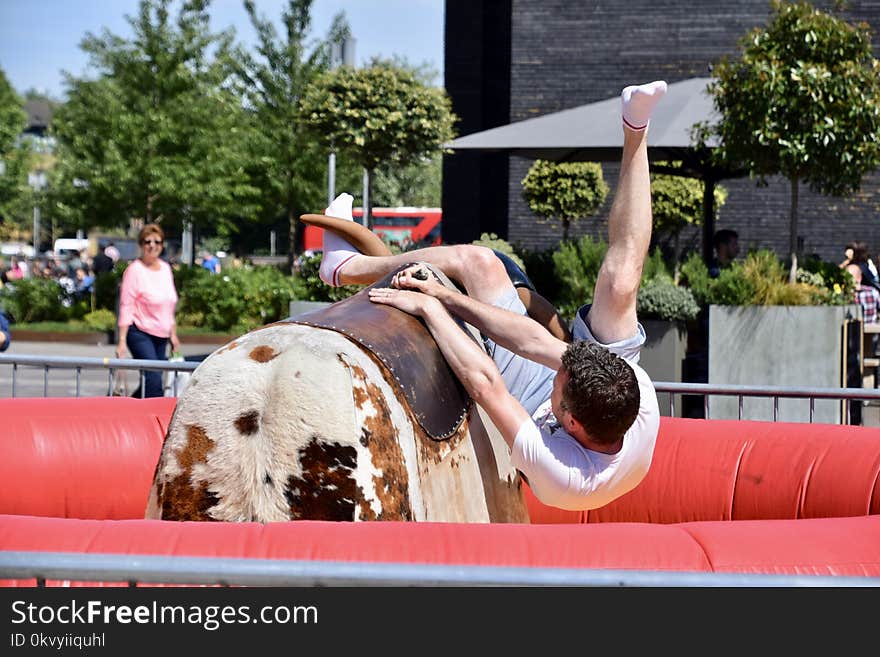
[287,265,474,440]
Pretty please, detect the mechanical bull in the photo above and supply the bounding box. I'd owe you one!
[145,265,530,524]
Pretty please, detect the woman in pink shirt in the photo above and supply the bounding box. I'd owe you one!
[115,224,181,397]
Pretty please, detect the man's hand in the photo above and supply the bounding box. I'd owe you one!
[391,265,449,299]
[368,286,441,317]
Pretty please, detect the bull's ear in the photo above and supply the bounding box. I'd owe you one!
[299,214,392,257]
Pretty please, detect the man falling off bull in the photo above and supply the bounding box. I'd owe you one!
[311,81,666,511]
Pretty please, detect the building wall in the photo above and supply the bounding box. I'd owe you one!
[441,0,512,244]
[444,0,880,264]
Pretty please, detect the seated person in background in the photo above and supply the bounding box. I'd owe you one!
[847,263,880,355]
[201,251,221,274]
[842,241,880,292]
[708,229,739,278]
[74,266,95,301]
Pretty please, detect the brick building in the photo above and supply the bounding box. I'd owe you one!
[442,0,880,264]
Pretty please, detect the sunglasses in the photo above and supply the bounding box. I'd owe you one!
[142,239,163,246]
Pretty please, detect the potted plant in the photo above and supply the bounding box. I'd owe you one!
[636,277,700,407]
[681,250,858,423]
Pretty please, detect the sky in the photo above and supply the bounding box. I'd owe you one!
[0,0,445,99]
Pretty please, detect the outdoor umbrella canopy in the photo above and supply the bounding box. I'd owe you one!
[446,77,719,162]
[446,77,739,261]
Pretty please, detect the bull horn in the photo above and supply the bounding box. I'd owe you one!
[300,214,393,257]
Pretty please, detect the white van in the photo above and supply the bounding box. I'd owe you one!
[52,238,90,258]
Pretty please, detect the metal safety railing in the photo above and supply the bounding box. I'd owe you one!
[0,353,198,398]
[653,381,880,423]
[3,353,880,423]
[2,552,879,588]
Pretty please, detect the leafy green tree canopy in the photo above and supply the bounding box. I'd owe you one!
[0,69,29,228]
[51,0,260,235]
[706,0,880,275]
[301,64,456,172]
[651,169,727,278]
[237,0,339,268]
[0,71,25,155]
[651,172,727,237]
[521,160,609,242]
[300,63,456,226]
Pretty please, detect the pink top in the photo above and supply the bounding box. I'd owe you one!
[117,258,178,338]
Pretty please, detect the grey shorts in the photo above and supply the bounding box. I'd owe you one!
[571,304,647,364]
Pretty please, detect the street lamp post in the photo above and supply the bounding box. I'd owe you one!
[328,36,356,208]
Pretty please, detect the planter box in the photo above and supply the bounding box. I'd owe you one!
[639,319,687,417]
[708,304,859,423]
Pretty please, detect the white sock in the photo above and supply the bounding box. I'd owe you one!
[319,192,361,287]
[621,80,667,131]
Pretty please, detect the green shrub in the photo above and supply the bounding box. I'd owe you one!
[641,247,673,285]
[83,308,117,332]
[800,255,852,298]
[292,253,360,303]
[521,160,609,241]
[0,278,68,323]
[679,251,714,306]
[176,264,300,333]
[551,234,607,319]
[93,261,127,311]
[681,249,839,307]
[637,280,700,322]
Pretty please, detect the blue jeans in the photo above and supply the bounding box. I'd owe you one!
[126,324,168,398]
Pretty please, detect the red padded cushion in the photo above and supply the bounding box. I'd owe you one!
[682,515,880,577]
[580,418,880,524]
[4,515,879,585]
[0,397,175,519]
[0,514,712,586]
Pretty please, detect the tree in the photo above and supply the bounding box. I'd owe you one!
[0,69,30,232]
[237,0,340,272]
[300,62,457,228]
[707,0,880,280]
[362,56,443,208]
[371,153,442,207]
[50,0,260,236]
[521,160,609,242]
[651,169,727,281]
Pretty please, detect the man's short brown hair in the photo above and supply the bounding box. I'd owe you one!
[560,341,640,445]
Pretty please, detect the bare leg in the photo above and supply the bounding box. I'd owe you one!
[340,244,512,305]
[587,81,665,344]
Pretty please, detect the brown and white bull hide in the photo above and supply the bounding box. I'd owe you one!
[145,322,529,523]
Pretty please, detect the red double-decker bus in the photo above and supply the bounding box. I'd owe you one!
[302,207,442,252]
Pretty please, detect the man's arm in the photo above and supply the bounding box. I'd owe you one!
[368,287,532,449]
[392,266,567,371]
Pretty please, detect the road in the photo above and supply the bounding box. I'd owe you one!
[1,339,218,398]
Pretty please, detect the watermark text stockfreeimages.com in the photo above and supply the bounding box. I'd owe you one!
[10,598,318,632]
